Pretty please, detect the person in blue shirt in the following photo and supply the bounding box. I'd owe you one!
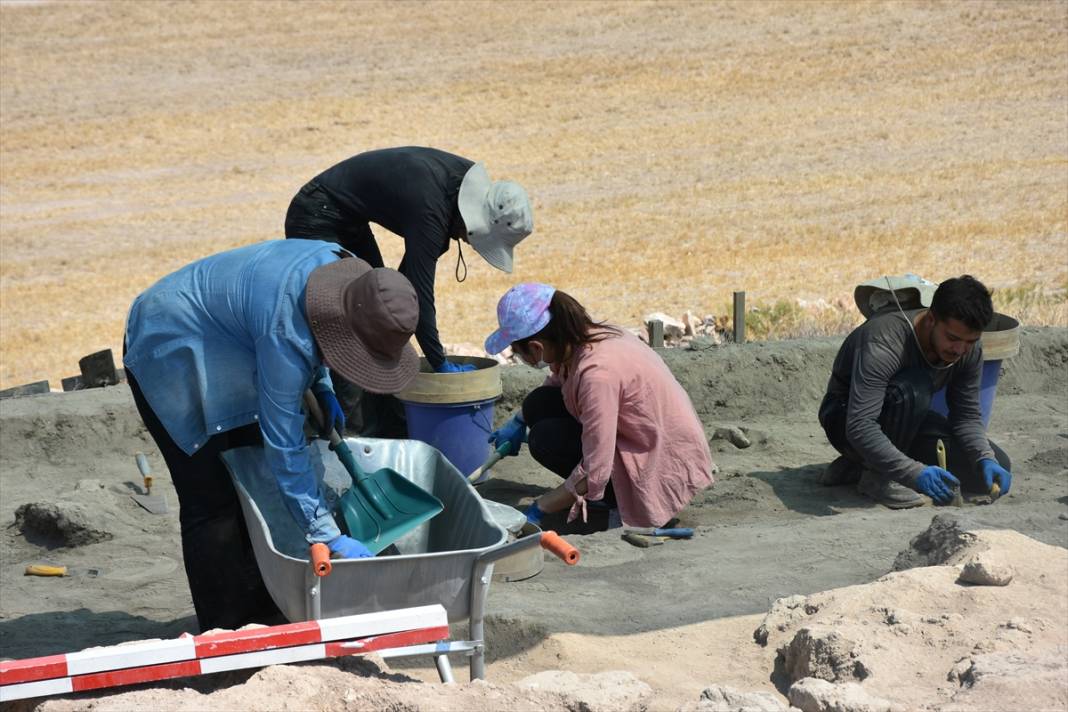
[123,239,419,631]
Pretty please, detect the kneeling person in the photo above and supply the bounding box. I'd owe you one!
[484,284,715,529]
[819,275,1012,508]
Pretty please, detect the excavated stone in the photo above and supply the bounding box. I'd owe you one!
[643,312,686,341]
[936,648,1068,712]
[892,514,980,571]
[713,426,751,449]
[957,553,1014,586]
[778,627,871,684]
[787,678,903,712]
[679,684,791,711]
[517,670,653,711]
[754,595,820,646]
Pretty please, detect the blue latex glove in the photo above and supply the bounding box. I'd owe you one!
[916,466,960,505]
[312,385,345,439]
[327,535,374,559]
[488,413,527,456]
[978,458,1012,495]
[436,359,477,373]
[524,502,545,525]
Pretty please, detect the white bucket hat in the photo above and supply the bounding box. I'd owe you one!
[854,274,938,319]
[457,163,533,273]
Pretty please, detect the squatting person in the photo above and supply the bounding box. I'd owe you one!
[484,283,715,530]
[818,275,1013,508]
[123,240,420,631]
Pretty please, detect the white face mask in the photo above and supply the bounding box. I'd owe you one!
[518,343,549,370]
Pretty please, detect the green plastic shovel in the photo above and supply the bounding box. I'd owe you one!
[303,391,443,554]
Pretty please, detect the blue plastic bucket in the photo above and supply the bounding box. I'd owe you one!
[928,312,1020,428]
[400,397,497,476]
[929,359,1002,428]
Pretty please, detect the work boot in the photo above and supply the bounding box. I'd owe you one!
[820,455,862,486]
[856,469,929,509]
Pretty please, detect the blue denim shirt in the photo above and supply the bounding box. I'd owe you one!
[124,240,348,543]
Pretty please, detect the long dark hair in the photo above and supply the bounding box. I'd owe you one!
[513,290,620,365]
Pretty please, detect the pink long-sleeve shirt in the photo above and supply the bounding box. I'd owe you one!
[549,330,715,527]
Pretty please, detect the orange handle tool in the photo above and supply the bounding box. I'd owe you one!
[310,543,332,577]
[540,531,580,565]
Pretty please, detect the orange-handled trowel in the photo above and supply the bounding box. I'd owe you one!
[130,453,169,514]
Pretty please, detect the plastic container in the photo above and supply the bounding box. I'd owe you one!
[396,356,502,477]
[930,312,1020,427]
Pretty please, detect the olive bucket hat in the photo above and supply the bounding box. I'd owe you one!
[457,162,533,273]
[305,257,420,393]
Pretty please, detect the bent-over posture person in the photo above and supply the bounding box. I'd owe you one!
[483,283,715,530]
[285,146,533,373]
[285,146,533,437]
[819,275,1012,508]
[123,240,420,630]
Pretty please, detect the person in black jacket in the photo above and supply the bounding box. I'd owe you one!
[818,276,1012,508]
[285,146,533,435]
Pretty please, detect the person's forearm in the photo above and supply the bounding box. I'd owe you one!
[536,477,587,513]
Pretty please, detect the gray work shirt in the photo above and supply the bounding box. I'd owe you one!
[825,309,995,484]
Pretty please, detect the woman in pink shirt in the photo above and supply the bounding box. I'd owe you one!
[485,283,715,529]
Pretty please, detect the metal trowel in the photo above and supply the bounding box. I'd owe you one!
[130,453,169,514]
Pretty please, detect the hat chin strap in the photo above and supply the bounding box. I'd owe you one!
[454,240,468,283]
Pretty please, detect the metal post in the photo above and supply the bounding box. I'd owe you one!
[733,291,746,344]
[468,561,492,680]
[648,319,664,348]
[435,654,456,683]
[306,570,322,621]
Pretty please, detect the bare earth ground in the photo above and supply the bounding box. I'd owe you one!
[2,1,1067,710]
[0,329,1065,710]
[1,0,1066,389]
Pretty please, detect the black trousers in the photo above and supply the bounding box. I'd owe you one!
[522,386,616,507]
[284,182,407,438]
[284,180,384,267]
[126,369,284,631]
[819,368,1010,492]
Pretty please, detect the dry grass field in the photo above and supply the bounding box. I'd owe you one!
[1,0,1065,389]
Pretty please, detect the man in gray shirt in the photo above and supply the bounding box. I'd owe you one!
[819,275,1013,508]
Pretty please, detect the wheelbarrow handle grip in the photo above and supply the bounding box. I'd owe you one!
[540,531,580,565]
[309,543,332,577]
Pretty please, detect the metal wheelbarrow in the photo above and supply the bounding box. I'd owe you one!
[221,437,578,681]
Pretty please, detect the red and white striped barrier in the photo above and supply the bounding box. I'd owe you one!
[1,605,449,702]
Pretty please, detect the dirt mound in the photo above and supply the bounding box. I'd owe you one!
[15,501,113,548]
[752,524,1067,710]
[29,656,649,712]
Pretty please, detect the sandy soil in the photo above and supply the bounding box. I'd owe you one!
[1,0,1066,388]
[1,329,1065,710]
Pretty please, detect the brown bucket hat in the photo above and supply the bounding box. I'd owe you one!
[305,257,420,394]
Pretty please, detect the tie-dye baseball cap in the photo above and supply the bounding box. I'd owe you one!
[484,283,556,355]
